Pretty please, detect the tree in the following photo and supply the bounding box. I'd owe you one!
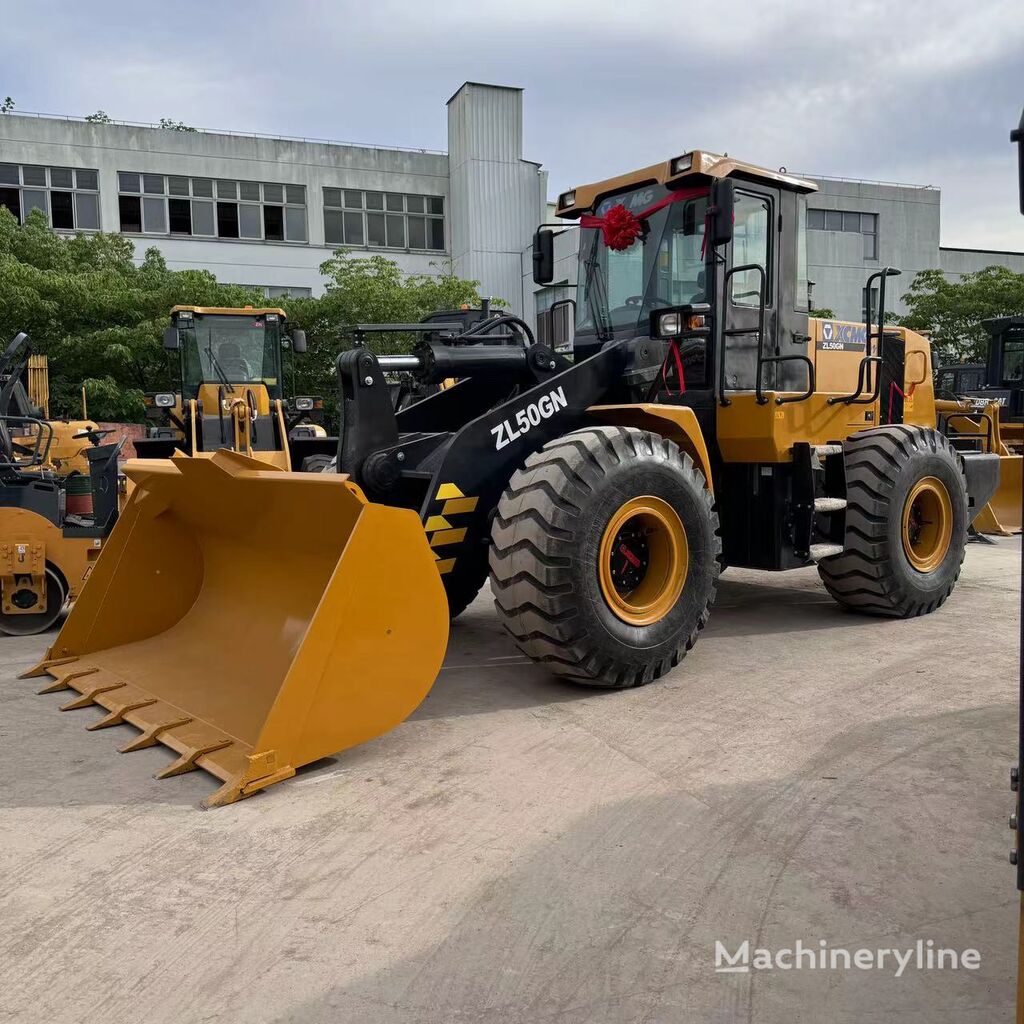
[1,97,14,114]
[809,307,836,319]
[158,118,197,132]
[0,214,488,424]
[85,110,112,123]
[897,265,1024,364]
[0,209,265,420]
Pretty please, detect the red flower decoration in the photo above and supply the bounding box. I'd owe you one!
[601,204,643,251]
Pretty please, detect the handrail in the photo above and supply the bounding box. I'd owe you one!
[828,267,900,406]
[0,415,55,467]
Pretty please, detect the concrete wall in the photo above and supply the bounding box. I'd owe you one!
[806,178,941,320]
[0,114,449,296]
[939,246,1024,281]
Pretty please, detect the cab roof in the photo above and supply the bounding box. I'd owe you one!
[170,305,288,318]
[555,149,817,219]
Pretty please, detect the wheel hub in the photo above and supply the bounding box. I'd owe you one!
[598,496,689,626]
[901,476,953,573]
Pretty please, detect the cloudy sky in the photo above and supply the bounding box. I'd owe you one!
[4,0,1023,250]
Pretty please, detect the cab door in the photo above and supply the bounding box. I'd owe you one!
[721,187,779,394]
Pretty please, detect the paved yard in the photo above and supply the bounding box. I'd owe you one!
[0,539,1018,1023]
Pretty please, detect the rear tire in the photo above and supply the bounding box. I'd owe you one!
[300,454,336,474]
[818,425,968,617]
[0,565,67,636]
[489,426,720,687]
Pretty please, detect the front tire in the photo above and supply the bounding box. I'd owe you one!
[489,426,721,687]
[818,425,968,617]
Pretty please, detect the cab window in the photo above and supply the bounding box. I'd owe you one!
[1003,339,1024,384]
[730,192,771,308]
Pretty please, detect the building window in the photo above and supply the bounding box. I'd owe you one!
[234,284,313,299]
[862,286,879,322]
[808,208,878,260]
[535,286,573,351]
[0,163,100,231]
[117,173,307,242]
[323,189,445,251]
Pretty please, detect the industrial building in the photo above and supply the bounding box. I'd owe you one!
[0,83,547,317]
[1,82,1022,333]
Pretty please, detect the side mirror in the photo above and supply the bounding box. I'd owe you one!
[532,228,555,285]
[1012,106,1024,215]
[291,329,307,354]
[711,179,734,246]
[162,326,180,351]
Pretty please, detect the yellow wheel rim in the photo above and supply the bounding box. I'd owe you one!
[598,496,688,626]
[901,476,953,573]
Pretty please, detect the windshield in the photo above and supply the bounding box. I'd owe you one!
[180,314,281,397]
[575,184,709,338]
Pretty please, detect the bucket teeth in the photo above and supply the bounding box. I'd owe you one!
[155,736,233,779]
[120,716,194,753]
[37,667,98,695]
[59,680,127,712]
[87,698,159,731]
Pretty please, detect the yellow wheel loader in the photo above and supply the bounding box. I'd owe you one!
[933,315,1023,535]
[134,306,335,471]
[24,150,999,806]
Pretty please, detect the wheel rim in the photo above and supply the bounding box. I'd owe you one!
[901,476,953,573]
[598,496,688,626]
[0,567,66,636]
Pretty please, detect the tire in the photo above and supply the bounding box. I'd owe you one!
[489,426,721,688]
[818,425,968,617]
[300,454,336,474]
[0,565,67,636]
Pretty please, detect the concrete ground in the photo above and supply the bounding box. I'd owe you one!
[0,539,1019,1024]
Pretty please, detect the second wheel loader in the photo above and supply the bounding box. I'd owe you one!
[25,149,1000,806]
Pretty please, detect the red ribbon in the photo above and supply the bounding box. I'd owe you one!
[579,186,709,252]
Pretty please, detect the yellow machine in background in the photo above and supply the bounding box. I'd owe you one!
[134,307,334,471]
[932,315,1023,536]
[0,334,101,478]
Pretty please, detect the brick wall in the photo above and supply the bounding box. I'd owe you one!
[95,423,147,460]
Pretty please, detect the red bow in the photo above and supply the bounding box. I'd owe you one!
[579,186,709,252]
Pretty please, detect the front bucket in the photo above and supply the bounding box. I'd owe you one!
[23,450,449,806]
[973,453,1022,536]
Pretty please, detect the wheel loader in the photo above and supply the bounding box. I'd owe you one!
[133,306,335,471]
[933,314,1022,535]
[24,149,1000,806]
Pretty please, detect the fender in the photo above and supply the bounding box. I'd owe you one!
[587,403,715,494]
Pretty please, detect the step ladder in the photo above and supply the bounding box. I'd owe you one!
[792,442,847,562]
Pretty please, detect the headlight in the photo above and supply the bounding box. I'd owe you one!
[658,312,682,337]
[154,393,176,408]
[294,396,315,412]
[559,190,576,209]
[670,154,693,175]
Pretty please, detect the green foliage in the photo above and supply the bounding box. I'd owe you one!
[809,307,836,319]
[158,118,197,132]
[85,110,112,124]
[897,266,1024,364]
[0,214,486,424]
[1,97,13,114]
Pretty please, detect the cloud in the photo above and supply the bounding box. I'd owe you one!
[2,0,1022,250]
